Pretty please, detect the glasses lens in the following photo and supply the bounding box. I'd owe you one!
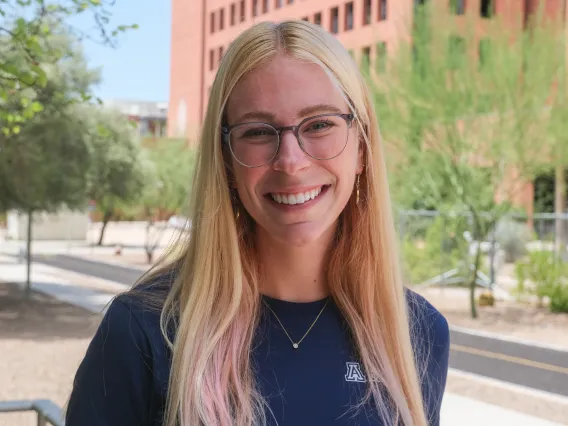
[229,123,279,167]
[299,115,349,160]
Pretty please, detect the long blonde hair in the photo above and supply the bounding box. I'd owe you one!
[141,20,428,426]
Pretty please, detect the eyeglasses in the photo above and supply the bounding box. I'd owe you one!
[221,113,355,168]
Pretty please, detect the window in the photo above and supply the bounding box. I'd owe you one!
[345,2,354,31]
[378,0,387,20]
[330,7,339,34]
[314,12,322,25]
[363,0,371,25]
[524,0,538,25]
[231,3,236,25]
[448,35,466,69]
[263,0,268,13]
[302,16,309,21]
[219,46,224,64]
[220,8,225,30]
[240,0,245,21]
[287,0,294,4]
[275,0,282,8]
[450,0,466,15]
[480,0,494,18]
[253,0,258,17]
[376,42,387,73]
[361,46,371,73]
[209,49,215,70]
[210,11,215,33]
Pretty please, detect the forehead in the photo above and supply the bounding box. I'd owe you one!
[226,54,349,124]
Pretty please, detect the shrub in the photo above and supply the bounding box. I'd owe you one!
[495,217,532,263]
[515,250,568,313]
[401,215,469,285]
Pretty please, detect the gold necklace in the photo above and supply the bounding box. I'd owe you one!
[262,298,330,349]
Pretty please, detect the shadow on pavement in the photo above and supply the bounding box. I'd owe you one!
[0,282,102,341]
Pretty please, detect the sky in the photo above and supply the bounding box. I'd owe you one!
[78,0,172,103]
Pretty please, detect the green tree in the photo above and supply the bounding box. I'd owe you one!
[0,31,99,296]
[0,0,137,133]
[372,2,555,318]
[138,139,194,263]
[84,107,146,245]
[542,38,568,256]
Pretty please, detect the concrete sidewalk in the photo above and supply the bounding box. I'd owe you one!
[440,393,563,425]
[0,256,564,426]
[0,254,127,313]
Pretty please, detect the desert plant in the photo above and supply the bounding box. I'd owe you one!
[515,250,568,312]
[495,217,532,263]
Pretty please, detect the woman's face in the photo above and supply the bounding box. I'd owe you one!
[225,54,363,247]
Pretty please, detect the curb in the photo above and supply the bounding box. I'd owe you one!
[449,324,568,353]
[448,368,568,407]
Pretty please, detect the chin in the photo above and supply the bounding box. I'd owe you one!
[268,220,337,247]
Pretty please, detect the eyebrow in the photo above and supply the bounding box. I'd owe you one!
[234,103,344,124]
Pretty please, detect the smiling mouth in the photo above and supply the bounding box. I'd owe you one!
[269,185,329,205]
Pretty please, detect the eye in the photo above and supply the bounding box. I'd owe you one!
[241,127,275,138]
[303,120,335,133]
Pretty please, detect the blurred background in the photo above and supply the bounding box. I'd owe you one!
[0,0,567,425]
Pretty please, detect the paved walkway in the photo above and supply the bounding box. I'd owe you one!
[0,254,564,426]
[0,254,127,313]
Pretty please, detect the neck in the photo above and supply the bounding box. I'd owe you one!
[255,226,335,303]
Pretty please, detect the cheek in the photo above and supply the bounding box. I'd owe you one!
[233,166,263,203]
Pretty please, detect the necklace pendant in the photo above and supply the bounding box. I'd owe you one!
[293,343,299,349]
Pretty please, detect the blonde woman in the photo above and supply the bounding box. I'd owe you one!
[66,20,449,426]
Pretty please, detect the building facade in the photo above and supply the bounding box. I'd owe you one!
[105,99,168,142]
[168,0,568,216]
[168,0,565,141]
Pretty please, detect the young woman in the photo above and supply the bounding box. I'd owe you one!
[66,20,449,426]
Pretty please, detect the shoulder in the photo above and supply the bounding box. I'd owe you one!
[404,288,450,425]
[65,269,177,425]
[108,267,178,345]
[405,287,450,351]
[83,267,177,365]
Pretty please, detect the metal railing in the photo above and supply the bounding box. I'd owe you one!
[0,399,64,426]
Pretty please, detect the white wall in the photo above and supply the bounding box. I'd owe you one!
[6,210,89,241]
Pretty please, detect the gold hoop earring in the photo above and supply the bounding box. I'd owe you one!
[356,174,360,205]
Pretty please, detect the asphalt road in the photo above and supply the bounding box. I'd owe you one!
[32,254,568,399]
[34,253,146,286]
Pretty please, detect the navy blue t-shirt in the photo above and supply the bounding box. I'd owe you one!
[66,278,449,426]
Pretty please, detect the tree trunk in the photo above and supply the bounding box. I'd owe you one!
[555,164,566,256]
[97,210,113,246]
[25,209,33,299]
[468,209,482,319]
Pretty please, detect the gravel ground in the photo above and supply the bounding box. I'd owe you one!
[414,286,568,349]
[0,282,100,426]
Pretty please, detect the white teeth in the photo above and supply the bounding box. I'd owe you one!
[270,187,324,205]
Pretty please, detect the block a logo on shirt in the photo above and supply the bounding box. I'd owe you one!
[345,362,367,383]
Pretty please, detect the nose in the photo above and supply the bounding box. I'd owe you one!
[271,130,311,175]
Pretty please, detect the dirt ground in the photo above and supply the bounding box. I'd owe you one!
[0,282,100,426]
[415,286,568,349]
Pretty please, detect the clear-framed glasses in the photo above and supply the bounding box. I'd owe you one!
[221,113,355,168]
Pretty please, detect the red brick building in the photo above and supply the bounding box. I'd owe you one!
[168,0,565,140]
[168,0,568,215]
